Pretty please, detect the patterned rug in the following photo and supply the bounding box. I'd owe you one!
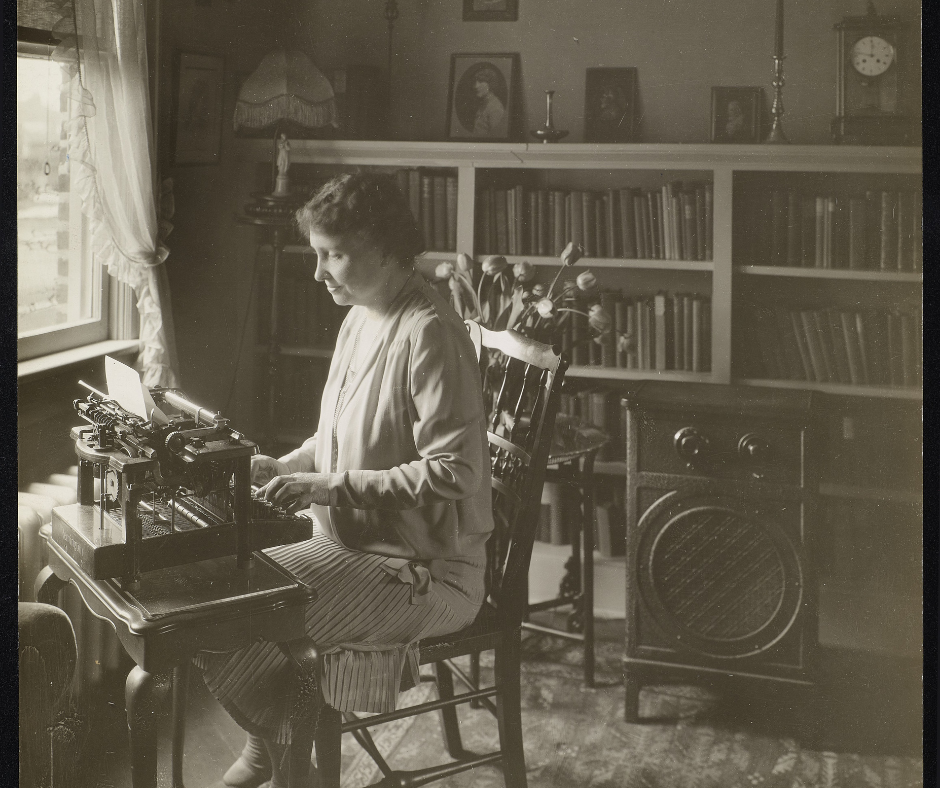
[339,619,923,788]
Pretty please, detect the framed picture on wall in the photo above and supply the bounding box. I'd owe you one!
[446,53,519,141]
[584,67,637,143]
[172,51,225,164]
[710,86,763,143]
[462,0,518,22]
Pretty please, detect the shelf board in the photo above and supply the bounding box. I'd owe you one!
[595,460,627,476]
[279,245,455,261]
[819,483,922,504]
[507,254,713,272]
[737,378,922,400]
[257,345,334,359]
[234,139,921,174]
[566,367,713,382]
[737,265,922,282]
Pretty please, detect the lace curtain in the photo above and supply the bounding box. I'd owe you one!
[44,0,179,387]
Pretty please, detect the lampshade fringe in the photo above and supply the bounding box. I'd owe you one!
[234,96,337,131]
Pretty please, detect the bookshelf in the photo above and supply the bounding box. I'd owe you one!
[235,141,921,655]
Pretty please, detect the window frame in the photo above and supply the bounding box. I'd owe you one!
[16,29,119,362]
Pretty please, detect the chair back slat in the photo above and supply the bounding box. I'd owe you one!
[467,322,567,627]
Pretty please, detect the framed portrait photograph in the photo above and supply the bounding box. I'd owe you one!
[172,51,225,164]
[446,53,519,141]
[462,0,518,22]
[711,87,763,144]
[584,67,637,143]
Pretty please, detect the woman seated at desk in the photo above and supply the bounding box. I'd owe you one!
[197,173,494,788]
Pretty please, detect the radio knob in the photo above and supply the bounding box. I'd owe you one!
[674,427,710,466]
[738,433,771,463]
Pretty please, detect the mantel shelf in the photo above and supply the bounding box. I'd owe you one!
[233,139,921,173]
[566,367,713,382]
[737,266,922,282]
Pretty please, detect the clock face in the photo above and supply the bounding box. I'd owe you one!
[851,35,895,77]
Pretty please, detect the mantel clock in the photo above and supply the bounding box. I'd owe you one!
[833,2,912,145]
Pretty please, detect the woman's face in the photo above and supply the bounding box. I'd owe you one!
[310,229,391,308]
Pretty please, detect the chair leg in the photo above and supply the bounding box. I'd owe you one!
[469,652,482,708]
[494,634,527,788]
[434,661,467,759]
[314,704,343,788]
[580,470,596,689]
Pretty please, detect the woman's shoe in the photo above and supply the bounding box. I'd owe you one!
[223,734,272,788]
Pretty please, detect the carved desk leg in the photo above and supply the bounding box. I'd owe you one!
[172,662,191,788]
[125,665,171,788]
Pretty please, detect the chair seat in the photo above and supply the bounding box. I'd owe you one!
[419,601,501,664]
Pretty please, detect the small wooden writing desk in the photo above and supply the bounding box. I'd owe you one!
[36,529,317,788]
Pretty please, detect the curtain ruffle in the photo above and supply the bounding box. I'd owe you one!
[47,0,178,389]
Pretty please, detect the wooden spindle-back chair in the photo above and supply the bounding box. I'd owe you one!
[305,323,567,788]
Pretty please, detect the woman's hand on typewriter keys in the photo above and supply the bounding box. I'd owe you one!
[258,473,331,514]
[251,455,291,485]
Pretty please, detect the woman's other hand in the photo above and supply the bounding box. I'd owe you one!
[258,473,331,514]
[251,455,290,485]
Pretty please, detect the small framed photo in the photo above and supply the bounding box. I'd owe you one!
[710,86,763,144]
[462,0,518,21]
[446,53,519,141]
[584,67,637,143]
[172,51,225,164]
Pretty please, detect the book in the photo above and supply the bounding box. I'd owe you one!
[826,308,852,384]
[691,297,703,372]
[814,196,825,268]
[595,194,607,258]
[879,191,898,271]
[681,191,696,263]
[494,188,509,253]
[582,191,596,257]
[513,184,525,256]
[618,188,637,258]
[799,309,828,382]
[614,298,628,367]
[812,309,837,382]
[445,176,458,250]
[433,175,447,251]
[633,195,648,259]
[600,291,618,367]
[704,184,713,261]
[789,310,816,381]
[408,169,422,227]
[840,310,864,385]
[865,310,889,386]
[671,293,684,371]
[785,189,801,267]
[900,310,917,386]
[570,191,585,251]
[420,175,434,251]
[896,191,915,272]
[682,296,694,373]
[695,184,707,261]
[625,301,638,369]
[653,292,668,371]
[552,190,566,256]
[800,196,816,266]
[606,188,618,258]
[848,196,867,270]
[771,189,788,266]
[886,311,903,386]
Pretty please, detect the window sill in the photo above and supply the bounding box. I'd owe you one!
[17,339,140,381]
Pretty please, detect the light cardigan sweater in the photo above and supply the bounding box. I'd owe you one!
[279,272,494,561]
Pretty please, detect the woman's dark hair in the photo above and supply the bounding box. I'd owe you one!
[295,173,424,266]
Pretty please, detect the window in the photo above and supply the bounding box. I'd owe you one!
[17,34,114,361]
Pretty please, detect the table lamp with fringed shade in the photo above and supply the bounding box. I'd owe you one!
[235,49,337,218]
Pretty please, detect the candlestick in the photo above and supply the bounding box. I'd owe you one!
[765,55,789,144]
[530,90,568,143]
[774,0,784,58]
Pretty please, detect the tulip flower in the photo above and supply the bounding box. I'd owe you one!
[481,255,509,275]
[576,271,597,292]
[588,303,612,334]
[561,241,584,267]
[513,260,535,283]
[531,283,547,298]
[435,262,455,281]
[536,298,555,318]
[456,252,472,275]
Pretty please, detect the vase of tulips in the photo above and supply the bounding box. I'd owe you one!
[432,241,627,360]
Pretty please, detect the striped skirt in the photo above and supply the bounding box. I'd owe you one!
[196,527,486,745]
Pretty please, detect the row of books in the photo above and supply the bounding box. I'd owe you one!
[272,356,326,435]
[392,169,458,252]
[259,267,347,348]
[564,292,712,373]
[747,305,922,387]
[476,182,714,261]
[557,385,624,462]
[737,188,922,271]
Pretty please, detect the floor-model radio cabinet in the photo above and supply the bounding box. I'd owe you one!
[622,382,818,722]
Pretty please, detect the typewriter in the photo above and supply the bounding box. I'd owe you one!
[50,368,311,588]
